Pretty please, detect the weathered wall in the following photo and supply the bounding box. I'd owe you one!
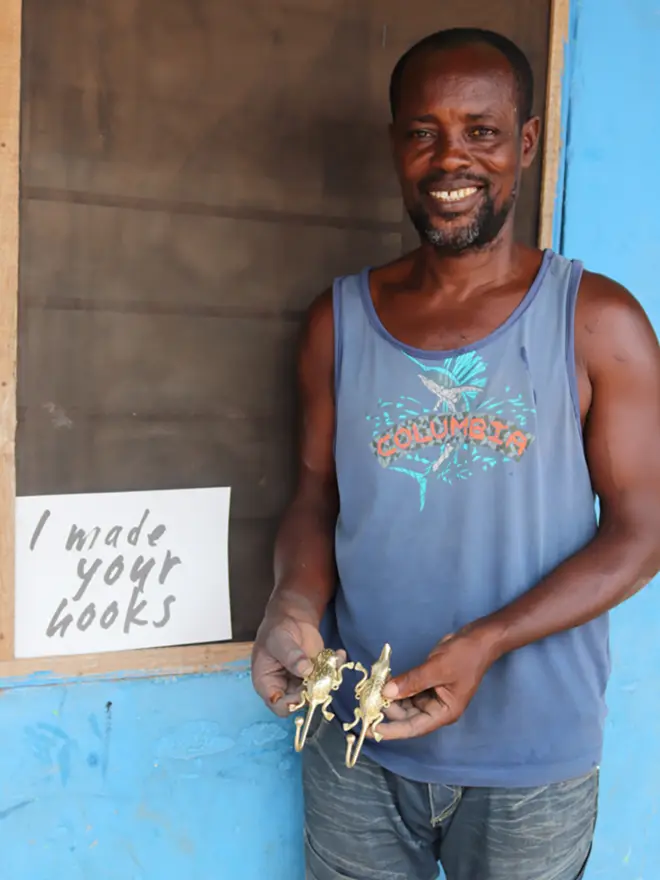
[17,0,549,644]
[0,664,304,879]
[1,1,659,878]
[560,0,660,875]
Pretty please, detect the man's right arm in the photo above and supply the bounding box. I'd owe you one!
[251,289,338,714]
[270,288,338,625]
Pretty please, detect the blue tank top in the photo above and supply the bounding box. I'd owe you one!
[321,249,610,787]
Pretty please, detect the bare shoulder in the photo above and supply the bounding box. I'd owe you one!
[573,268,660,508]
[305,286,334,326]
[301,252,410,352]
[575,269,659,378]
[299,287,334,362]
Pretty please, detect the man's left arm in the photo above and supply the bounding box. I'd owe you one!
[380,274,660,739]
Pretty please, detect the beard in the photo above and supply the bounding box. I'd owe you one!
[406,181,516,255]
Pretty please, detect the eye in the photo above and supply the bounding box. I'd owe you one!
[469,126,498,139]
[407,129,434,140]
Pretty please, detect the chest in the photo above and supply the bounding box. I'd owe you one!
[339,339,548,503]
[340,294,591,481]
[372,288,529,352]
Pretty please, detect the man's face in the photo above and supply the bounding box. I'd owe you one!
[390,44,540,254]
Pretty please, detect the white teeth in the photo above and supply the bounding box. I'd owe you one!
[430,187,478,202]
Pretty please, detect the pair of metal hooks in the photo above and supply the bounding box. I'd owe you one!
[288,643,393,768]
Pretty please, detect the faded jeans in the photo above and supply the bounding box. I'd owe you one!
[302,715,598,880]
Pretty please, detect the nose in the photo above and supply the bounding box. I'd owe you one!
[431,131,470,173]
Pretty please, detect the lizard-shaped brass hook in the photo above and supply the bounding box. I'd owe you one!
[343,643,392,768]
[289,649,354,752]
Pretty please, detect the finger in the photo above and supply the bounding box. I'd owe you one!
[382,660,440,701]
[252,646,302,706]
[256,667,306,716]
[377,713,439,740]
[270,684,305,718]
[252,666,290,710]
[382,699,416,721]
[378,697,451,741]
[268,695,296,718]
[266,628,315,679]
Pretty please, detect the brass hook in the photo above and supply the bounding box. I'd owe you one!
[343,644,392,769]
[293,713,312,753]
[344,729,368,768]
[289,649,354,752]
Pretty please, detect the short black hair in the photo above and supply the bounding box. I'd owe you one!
[389,28,535,125]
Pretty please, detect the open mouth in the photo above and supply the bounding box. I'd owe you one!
[429,186,479,204]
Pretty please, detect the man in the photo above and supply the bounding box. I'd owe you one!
[251,27,660,880]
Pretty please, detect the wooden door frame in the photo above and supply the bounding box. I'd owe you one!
[0,0,570,684]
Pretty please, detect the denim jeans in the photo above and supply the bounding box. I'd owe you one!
[302,715,598,880]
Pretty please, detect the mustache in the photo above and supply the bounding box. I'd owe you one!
[418,172,489,194]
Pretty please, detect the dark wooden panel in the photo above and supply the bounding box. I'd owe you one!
[18,0,552,641]
[228,518,280,642]
[21,0,548,234]
[21,1,403,223]
[20,200,402,313]
[18,310,298,416]
[17,412,293,521]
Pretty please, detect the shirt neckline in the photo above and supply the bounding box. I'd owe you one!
[357,248,554,361]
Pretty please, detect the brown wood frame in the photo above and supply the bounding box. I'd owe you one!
[539,0,571,250]
[0,0,570,683]
[0,0,21,671]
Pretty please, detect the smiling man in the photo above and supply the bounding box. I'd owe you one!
[251,28,660,880]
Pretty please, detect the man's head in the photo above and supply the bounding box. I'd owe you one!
[388,28,541,255]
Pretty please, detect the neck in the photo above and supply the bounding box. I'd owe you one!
[411,220,522,298]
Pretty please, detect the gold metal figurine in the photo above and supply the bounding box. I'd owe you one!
[289,649,354,752]
[343,643,393,768]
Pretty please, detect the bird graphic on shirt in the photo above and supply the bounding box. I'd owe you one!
[364,351,535,509]
[418,374,483,412]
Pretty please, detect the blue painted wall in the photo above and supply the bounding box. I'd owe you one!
[2,1,659,876]
[0,664,304,879]
[561,1,660,874]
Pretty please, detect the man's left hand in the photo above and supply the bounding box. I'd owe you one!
[378,627,499,740]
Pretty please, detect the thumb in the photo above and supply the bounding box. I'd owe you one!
[267,627,315,679]
[382,659,437,701]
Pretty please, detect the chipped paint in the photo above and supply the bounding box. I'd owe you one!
[42,402,74,430]
[1,3,659,879]
[0,799,34,821]
[0,670,304,878]
[562,1,660,876]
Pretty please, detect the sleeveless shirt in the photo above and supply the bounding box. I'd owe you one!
[321,248,610,788]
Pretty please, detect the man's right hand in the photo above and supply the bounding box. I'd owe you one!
[251,613,327,717]
[252,290,340,717]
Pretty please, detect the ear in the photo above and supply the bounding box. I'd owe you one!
[520,116,541,168]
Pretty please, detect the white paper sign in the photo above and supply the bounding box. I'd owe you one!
[15,487,232,659]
